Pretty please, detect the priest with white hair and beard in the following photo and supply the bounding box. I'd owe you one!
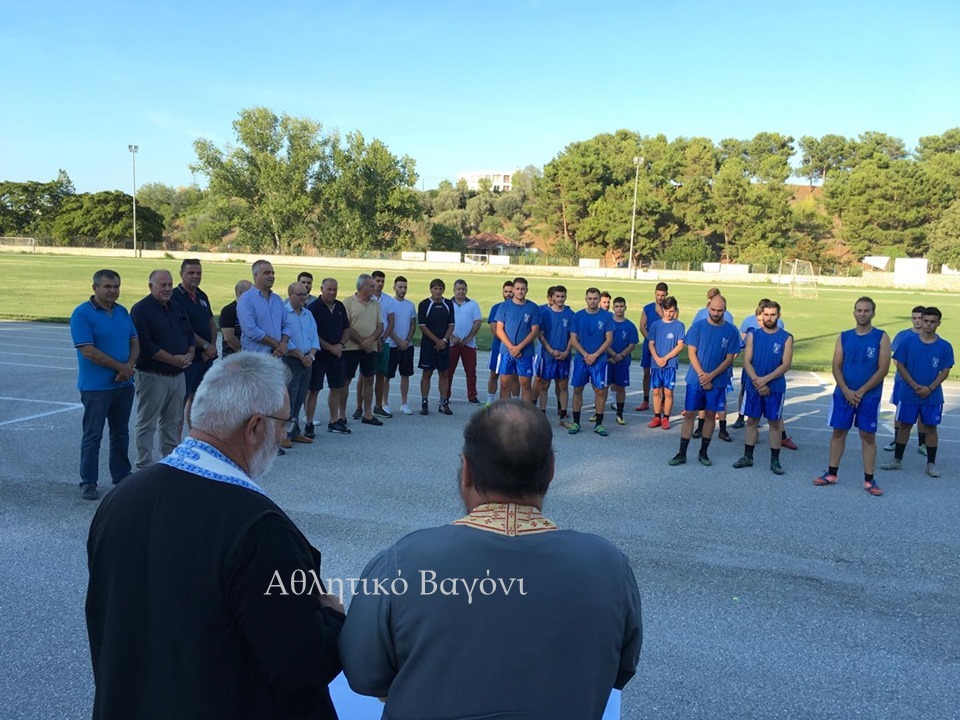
[85,352,346,720]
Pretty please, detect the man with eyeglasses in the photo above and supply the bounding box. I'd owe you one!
[283,281,320,447]
[87,352,345,720]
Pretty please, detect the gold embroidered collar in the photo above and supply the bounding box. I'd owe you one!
[453,502,557,536]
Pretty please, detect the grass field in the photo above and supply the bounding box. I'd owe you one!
[2,253,958,371]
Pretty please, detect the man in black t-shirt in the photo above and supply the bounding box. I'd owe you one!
[306,278,352,436]
[170,259,218,433]
[219,280,252,357]
[418,278,455,416]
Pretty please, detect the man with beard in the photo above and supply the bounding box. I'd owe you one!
[731,300,794,476]
[86,352,345,720]
[338,400,642,718]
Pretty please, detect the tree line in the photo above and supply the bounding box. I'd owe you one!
[1,107,958,269]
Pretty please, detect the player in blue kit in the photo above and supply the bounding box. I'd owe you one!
[534,285,575,427]
[668,294,740,466]
[569,288,615,436]
[690,287,736,441]
[647,297,685,430]
[883,306,927,454]
[637,282,668,411]
[495,277,539,403]
[882,307,954,477]
[731,300,793,475]
[607,297,639,426]
[815,297,890,496]
[533,286,555,414]
[486,281,515,404]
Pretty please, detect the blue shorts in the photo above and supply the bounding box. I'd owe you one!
[489,346,501,373]
[896,402,942,426]
[742,391,785,421]
[651,367,677,390]
[684,384,727,413]
[539,356,570,381]
[497,354,534,378]
[571,358,608,389]
[640,344,652,369]
[827,393,880,432]
[889,376,903,405]
[532,353,542,378]
[607,358,631,387]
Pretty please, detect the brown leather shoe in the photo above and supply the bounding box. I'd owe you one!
[280,437,293,449]
[291,434,313,444]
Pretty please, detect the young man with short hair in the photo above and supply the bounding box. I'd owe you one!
[534,285,575,427]
[486,281,515,404]
[495,277,539,403]
[647,296,685,430]
[607,297,639,426]
[815,297,890,496]
[637,282,668,411]
[883,306,927,454]
[599,291,612,312]
[732,300,793,475]
[418,279,455,415]
[297,271,316,306]
[569,288,614,436]
[669,294,740,466]
[882,307,953,477]
[384,276,417,415]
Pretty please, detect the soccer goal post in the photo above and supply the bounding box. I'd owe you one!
[779,258,818,298]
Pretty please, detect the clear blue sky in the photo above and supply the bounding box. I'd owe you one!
[3,0,958,194]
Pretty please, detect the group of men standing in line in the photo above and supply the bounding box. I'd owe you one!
[71,263,951,501]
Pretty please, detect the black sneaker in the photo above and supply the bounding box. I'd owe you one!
[718,429,732,442]
[304,423,315,439]
[80,483,99,501]
[421,401,429,416]
[361,416,384,426]
[328,422,351,434]
[692,427,703,439]
[439,402,453,415]
[352,408,363,420]
[731,417,745,430]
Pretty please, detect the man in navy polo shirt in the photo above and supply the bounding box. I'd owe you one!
[70,269,140,501]
[306,278,352,436]
[170,259,218,433]
[130,269,195,470]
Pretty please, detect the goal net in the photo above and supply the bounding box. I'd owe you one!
[779,259,818,299]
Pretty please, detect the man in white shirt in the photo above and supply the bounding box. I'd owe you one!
[384,276,418,415]
[447,279,484,405]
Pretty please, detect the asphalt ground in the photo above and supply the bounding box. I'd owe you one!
[1,320,958,720]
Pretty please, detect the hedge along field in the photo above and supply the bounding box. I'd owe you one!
[2,253,959,371]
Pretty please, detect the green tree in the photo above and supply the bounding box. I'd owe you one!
[927,199,960,268]
[797,134,851,187]
[51,191,163,246]
[0,170,75,235]
[659,234,713,265]
[318,131,421,250]
[428,222,466,252]
[192,107,331,253]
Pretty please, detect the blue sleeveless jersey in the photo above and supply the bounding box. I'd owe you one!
[748,328,791,393]
[840,327,885,398]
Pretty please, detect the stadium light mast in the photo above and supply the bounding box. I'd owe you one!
[128,145,138,257]
[628,156,643,272]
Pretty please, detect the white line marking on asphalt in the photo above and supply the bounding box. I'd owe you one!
[0,405,82,426]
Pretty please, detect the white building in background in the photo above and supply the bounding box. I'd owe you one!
[457,170,517,192]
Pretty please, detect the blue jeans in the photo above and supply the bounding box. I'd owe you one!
[80,384,135,487]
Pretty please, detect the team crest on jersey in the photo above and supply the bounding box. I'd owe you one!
[667,333,674,340]
[598,320,605,329]
[562,319,568,327]
[721,338,729,348]
[523,313,530,323]
[867,346,876,359]
[773,342,782,354]
[933,356,940,368]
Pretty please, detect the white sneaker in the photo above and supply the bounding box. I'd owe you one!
[400,404,413,415]
[926,463,940,478]
[382,404,392,416]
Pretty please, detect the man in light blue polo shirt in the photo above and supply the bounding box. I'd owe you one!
[284,281,320,446]
[237,259,294,355]
[70,269,140,501]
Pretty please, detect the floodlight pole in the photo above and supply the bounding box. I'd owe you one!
[628,156,643,272]
[128,145,138,257]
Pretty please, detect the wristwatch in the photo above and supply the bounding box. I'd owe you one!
[201,342,210,350]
